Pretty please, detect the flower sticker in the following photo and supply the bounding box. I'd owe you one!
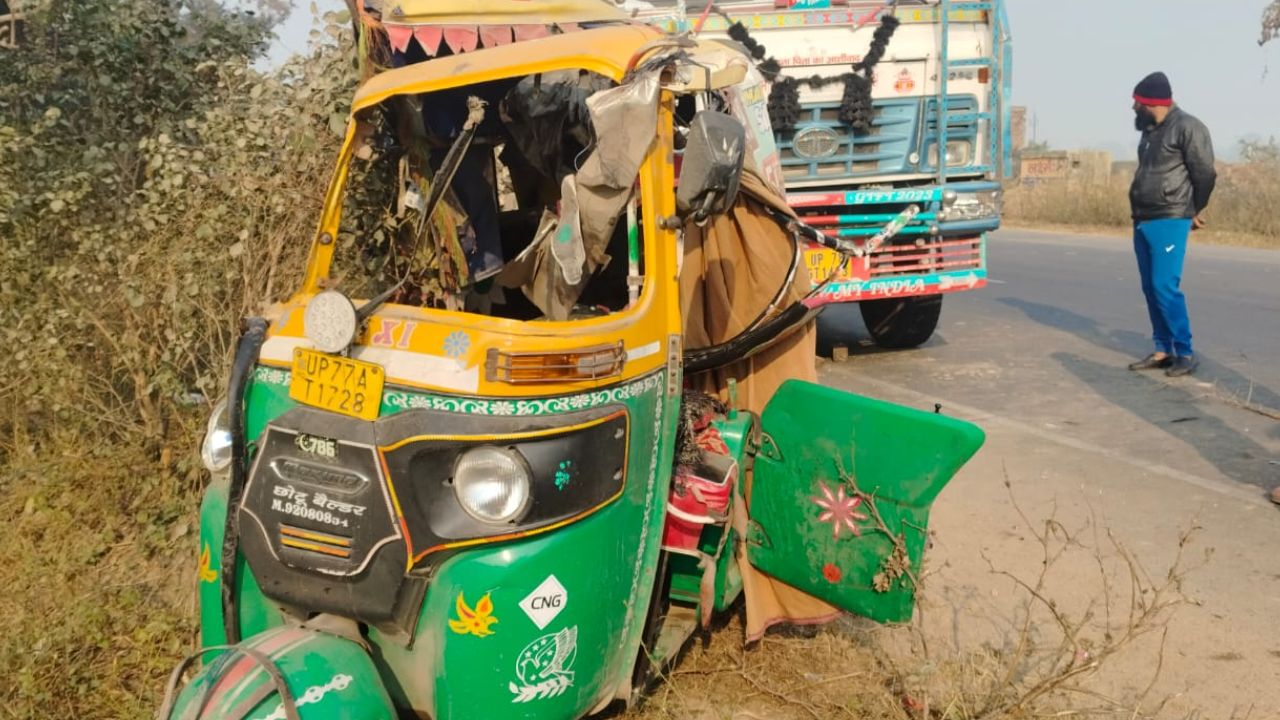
[822,563,842,584]
[813,483,869,540]
[443,330,471,361]
[448,591,498,638]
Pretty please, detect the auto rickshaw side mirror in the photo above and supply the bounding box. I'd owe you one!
[676,111,746,224]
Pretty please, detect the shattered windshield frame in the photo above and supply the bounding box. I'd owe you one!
[310,64,666,326]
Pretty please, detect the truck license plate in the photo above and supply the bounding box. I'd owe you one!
[289,348,384,421]
[805,248,849,286]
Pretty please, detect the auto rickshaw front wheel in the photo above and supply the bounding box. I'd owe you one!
[859,294,943,349]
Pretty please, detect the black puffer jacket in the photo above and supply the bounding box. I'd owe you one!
[1130,106,1217,221]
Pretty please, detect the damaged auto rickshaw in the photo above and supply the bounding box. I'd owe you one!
[160,17,984,720]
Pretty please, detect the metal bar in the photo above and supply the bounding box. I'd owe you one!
[997,0,1014,179]
[850,131,913,142]
[789,188,945,207]
[626,198,640,308]
[871,248,982,264]
[872,239,983,253]
[835,225,933,238]
[989,0,1000,181]
[946,112,991,124]
[939,0,951,186]
[780,150,908,165]
[803,212,940,225]
[871,258,982,275]
[872,241,983,256]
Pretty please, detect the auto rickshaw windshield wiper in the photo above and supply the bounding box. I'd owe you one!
[355,97,487,325]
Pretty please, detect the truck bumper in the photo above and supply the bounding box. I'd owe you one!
[790,182,998,302]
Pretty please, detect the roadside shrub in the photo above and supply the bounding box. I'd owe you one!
[0,2,355,715]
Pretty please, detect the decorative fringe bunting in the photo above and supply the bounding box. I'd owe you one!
[368,21,585,61]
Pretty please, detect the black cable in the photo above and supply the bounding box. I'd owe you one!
[220,317,269,645]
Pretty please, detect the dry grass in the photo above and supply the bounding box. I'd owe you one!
[1004,161,1280,248]
[624,484,1205,720]
[0,439,201,717]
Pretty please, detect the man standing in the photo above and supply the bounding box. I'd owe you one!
[1126,72,1217,378]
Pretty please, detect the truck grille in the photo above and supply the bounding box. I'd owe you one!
[777,100,917,180]
[870,237,983,278]
[777,96,980,183]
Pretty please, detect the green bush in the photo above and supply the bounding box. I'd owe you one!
[0,2,355,715]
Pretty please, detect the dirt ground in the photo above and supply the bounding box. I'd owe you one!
[623,229,1280,719]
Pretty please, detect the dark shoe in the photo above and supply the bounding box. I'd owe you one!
[1165,355,1199,377]
[1128,354,1172,371]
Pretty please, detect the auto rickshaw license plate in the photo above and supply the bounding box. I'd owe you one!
[289,348,384,421]
[805,248,848,285]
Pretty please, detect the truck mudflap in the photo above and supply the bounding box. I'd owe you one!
[159,624,397,720]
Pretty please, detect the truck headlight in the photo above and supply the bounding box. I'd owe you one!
[941,189,1003,221]
[928,140,973,168]
[201,398,233,474]
[453,447,533,525]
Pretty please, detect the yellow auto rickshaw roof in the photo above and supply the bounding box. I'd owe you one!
[381,0,629,26]
[351,24,662,112]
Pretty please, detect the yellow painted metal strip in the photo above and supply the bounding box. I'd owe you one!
[280,537,352,558]
[280,525,353,547]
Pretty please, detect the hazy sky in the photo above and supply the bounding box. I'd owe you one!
[274,0,1280,159]
[1006,0,1279,159]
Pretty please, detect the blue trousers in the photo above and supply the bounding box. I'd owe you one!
[1133,218,1193,356]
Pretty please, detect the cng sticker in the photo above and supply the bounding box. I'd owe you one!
[519,575,567,630]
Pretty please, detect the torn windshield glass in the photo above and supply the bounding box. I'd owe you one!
[333,69,655,322]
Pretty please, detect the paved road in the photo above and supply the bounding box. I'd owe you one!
[815,229,1280,718]
[820,229,1280,492]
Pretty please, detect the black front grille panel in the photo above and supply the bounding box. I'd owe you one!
[236,403,629,638]
[379,408,628,561]
[239,412,412,633]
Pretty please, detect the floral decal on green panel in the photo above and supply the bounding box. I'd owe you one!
[253,366,664,417]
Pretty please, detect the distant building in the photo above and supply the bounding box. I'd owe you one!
[1010,106,1027,156]
[1019,150,1113,186]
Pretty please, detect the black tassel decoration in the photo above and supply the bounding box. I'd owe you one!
[733,13,901,133]
[768,78,802,130]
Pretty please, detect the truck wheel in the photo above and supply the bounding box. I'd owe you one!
[859,294,942,349]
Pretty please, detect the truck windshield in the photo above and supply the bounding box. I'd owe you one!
[332,70,646,323]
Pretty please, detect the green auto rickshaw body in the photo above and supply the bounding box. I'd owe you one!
[172,19,986,720]
[197,365,679,718]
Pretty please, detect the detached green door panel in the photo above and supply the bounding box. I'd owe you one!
[747,380,985,623]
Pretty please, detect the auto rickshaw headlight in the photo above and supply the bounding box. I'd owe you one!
[453,447,532,524]
[201,398,233,474]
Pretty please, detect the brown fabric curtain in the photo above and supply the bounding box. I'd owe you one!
[680,171,841,641]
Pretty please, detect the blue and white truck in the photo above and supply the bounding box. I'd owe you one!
[638,0,1012,347]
